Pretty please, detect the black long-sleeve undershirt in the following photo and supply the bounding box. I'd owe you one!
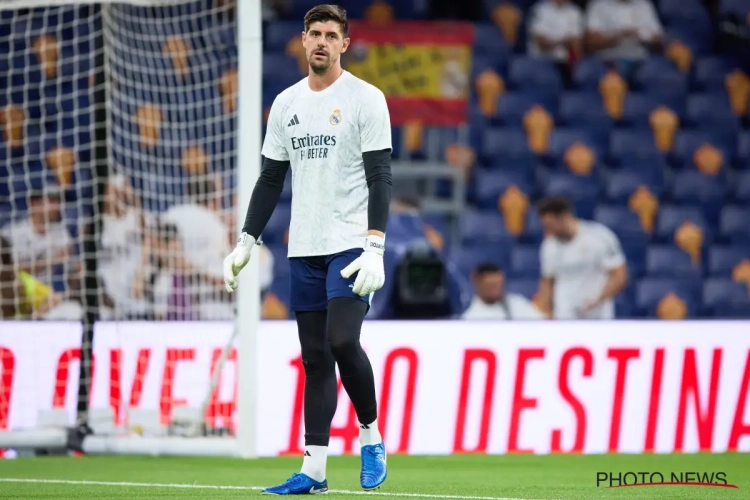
[242,150,393,241]
[242,156,289,239]
[363,149,392,234]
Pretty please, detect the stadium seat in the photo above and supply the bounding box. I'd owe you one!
[543,173,600,219]
[646,245,703,279]
[557,91,611,128]
[262,202,291,245]
[655,205,710,242]
[571,57,608,90]
[659,0,708,25]
[548,127,607,164]
[709,245,750,276]
[693,56,734,91]
[450,242,511,278]
[719,206,750,243]
[593,205,649,277]
[608,129,666,171]
[507,57,561,95]
[673,130,734,169]
[605,170,665,203]
[670,170,727,220]
[633,57,688,98]
[702,278,749,317]
[496,91,557,126]
[506,278,538,301]
[737,131,750,168]
[480,127,533,164]
[635,277,701,317]
[508,245,540,279]
[460,209,516,245]
[685,92,740,131]
[471,168,534,209]
[737,171,750,204]
[264,21,300,52]
[520,209,544,244]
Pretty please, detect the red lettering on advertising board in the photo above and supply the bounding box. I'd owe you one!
[607,348,640,452]
[675,348,721,452]
[54,348,95,408]
[508,349,544,453]
[453,349,496,453]
[205,348,237,430]
[282,356,306,455]
[644,348,665,452]
[0,348,14,430]
[109,348,151,425]
[551,347,592,453]
[728,349,750,451]
[159,348,195,424]
[379,348,418,453]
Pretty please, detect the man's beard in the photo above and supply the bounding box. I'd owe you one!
[309,54,332,75]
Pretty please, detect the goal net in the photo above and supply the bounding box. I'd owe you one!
[0,0,262,456]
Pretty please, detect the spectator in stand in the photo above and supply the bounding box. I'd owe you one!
[99,174,153,320]
[536,197,628,320]
[585,0,663,79]
[463,263,545,320]
[0,189,83,319]
[149,222,198,321]
[527,0,584,83]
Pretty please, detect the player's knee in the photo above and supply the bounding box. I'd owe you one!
[327,333,360,359]
[301,348,334,375]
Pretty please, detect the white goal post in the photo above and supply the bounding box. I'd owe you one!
[0,0,262,458]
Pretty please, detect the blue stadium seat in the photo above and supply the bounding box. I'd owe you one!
[655,205,710,242]
[659,0,708,25]
[450,242,511,278]
[709,245,750,276]
[571,57,608,90]
[460,209,516,245]
[508,57,561,94]
[471,53,505,79]
[670,170,727,220]
[646,245,702,279]
[737,172,750,204]
[520,210,544,244]
[635,278,701,317]
[548,127,607,164]
[686,92,739,131]
[594,205,649,277]
[480,128,533,164]
[508,245,540,279]
[496,91,557,126]
[543,173,600,219]
[267,243,290,280]
[506,278,538,301]
[608,129,665,170]
[737,131,750,168]
[615,287,635,318]
[633,57,688,98]
[719,205,750,243]
[472,23,510,58]
[605,170,665,203]
[673,130,734,169]
[720,0,750,17]
[265,21,301,52]
[664,23,713,58]
[471,168,534,209]
[703,278,749,317]
[693,56,734,91]
[557,91,611,128]
[262,52,303,87]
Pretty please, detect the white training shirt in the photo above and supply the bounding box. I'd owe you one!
[528,0,584,62]
[586,0,663,61]
[540,220,626,319]
[262,70,392,258]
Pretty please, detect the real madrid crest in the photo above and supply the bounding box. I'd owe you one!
[329,108,342,125]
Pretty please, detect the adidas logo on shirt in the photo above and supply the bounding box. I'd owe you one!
[288,114,299,127]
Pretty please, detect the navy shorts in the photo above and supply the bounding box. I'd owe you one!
[289,248,372,312]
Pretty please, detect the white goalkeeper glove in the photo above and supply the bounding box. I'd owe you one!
[340,235,385,296]
[223,232,257,293]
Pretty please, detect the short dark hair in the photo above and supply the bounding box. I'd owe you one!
[185,176,216,203]
[473,262,503,275]
[304,4,349,37]
[537,196,574,216]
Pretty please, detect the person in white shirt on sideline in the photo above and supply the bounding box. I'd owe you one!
[536,197,628,319]
[462,263,545,320]
[585,0,664,78]
[527,0,584,83]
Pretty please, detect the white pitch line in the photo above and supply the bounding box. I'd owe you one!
[0,478,556,500]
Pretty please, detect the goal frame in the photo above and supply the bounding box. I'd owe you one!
[0,0,262,458]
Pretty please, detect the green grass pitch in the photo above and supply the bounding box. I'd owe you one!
[0,453,748,499]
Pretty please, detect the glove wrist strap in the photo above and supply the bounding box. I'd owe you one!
[237,232,257,248]
[364,235,385,256]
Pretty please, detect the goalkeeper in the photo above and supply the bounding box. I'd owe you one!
[223,4,391,495]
